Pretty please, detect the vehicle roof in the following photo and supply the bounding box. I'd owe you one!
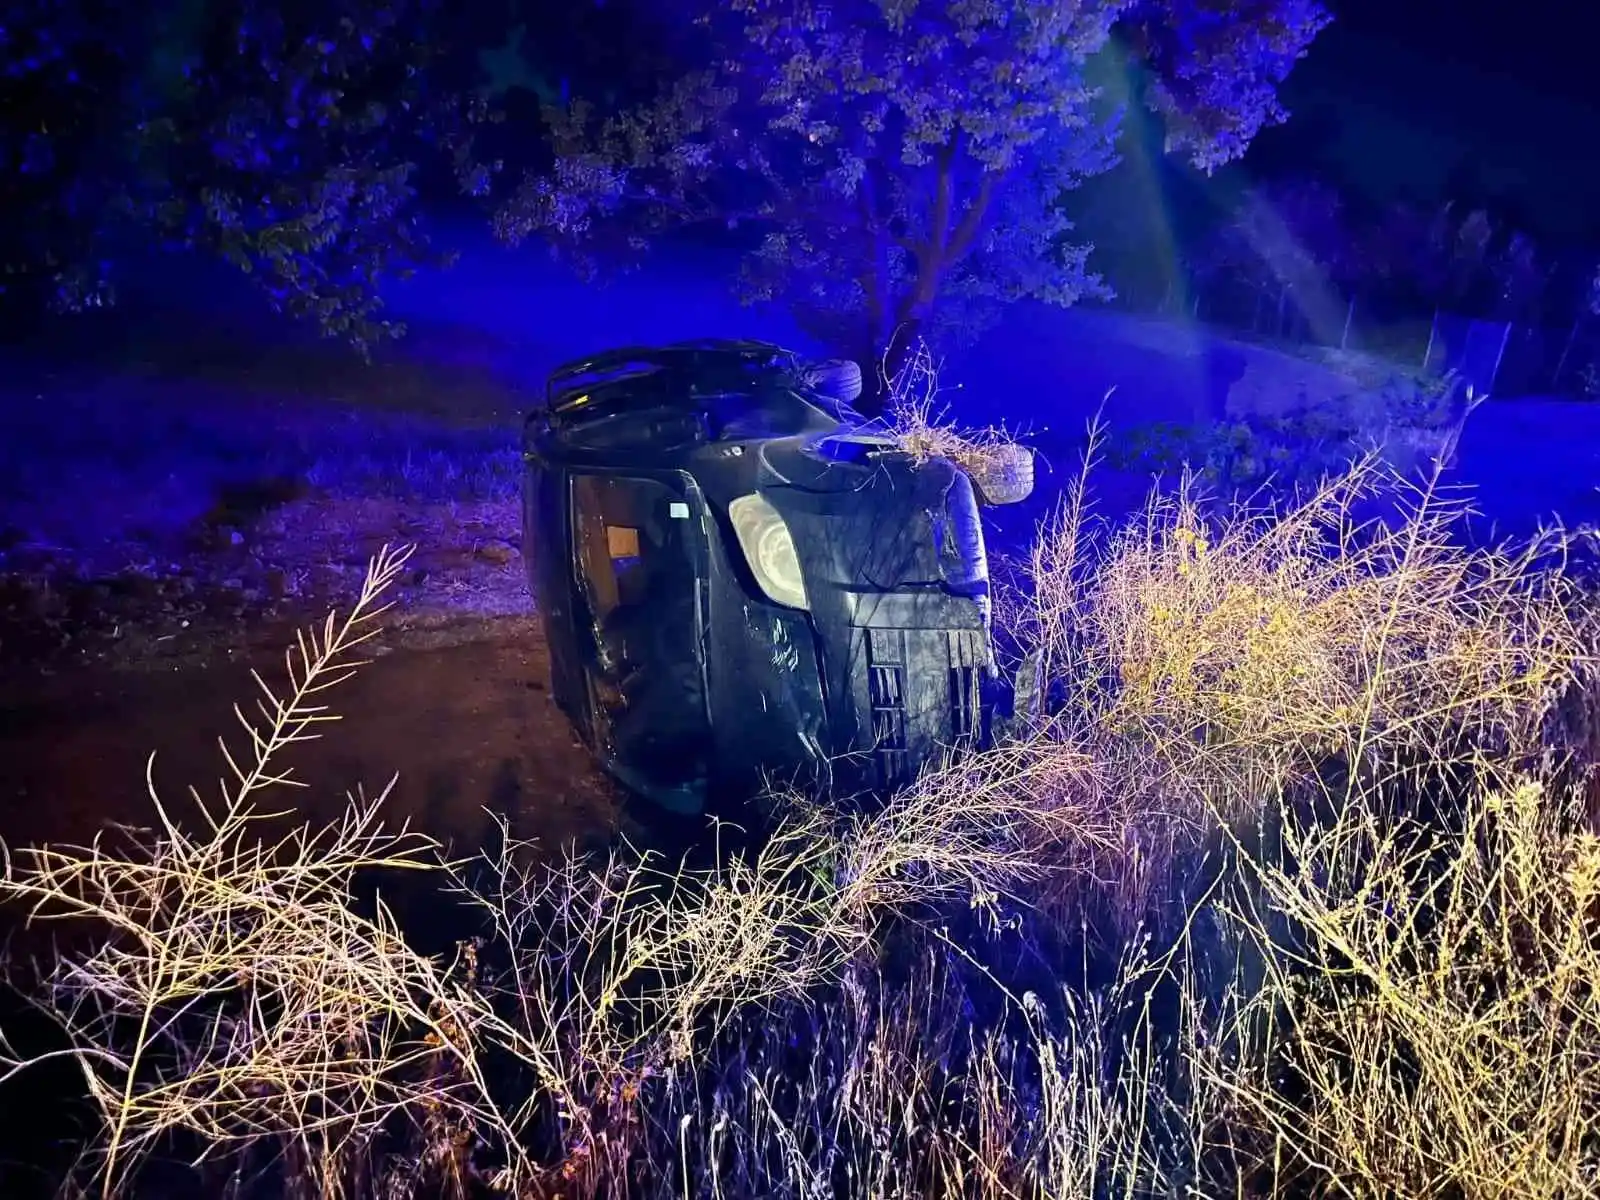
[538,339,858,446]
[544,339,801,412]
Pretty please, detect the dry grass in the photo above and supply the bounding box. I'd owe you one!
[613,925,1232,1200]
[997,439,1586,918]
[450,747,1127,1192]
[881,341,1035,498]
[444,433,1595,1198]
[1093,466,1571,762]
[988,416,1600,1195]
[0,546,525,1198]
[0,545,1132,1197]
[2,407,1598,1198]
[1200,770,1600,1198]
[455,814,863,1191]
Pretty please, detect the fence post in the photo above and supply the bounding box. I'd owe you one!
[1552,316,1581,391]
[1488,321,1512,396]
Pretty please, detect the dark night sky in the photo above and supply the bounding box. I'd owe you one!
[1253,0,1600,245]
[1334,0,1595,108]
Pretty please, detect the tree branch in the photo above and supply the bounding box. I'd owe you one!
[898,164,1000,323]
[945,170,999,267]
[930,140,955,261]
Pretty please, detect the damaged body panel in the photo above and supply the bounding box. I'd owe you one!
[522,340,1029,814]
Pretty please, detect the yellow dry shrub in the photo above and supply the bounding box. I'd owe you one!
[881,340,1034,492]
[1020,457,1584,838]
[1211,773,1600,1198]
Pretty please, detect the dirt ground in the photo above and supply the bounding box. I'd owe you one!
[0,613,620,863]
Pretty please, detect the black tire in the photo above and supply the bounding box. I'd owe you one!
[805,358,865,405]
[966,443,1035,506]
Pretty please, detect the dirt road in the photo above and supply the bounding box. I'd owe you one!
[0,615,619,861]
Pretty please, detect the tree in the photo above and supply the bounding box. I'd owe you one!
[137,0,493,352]
[1,0,138,315]
[1485,230,1549,324]
[495,0,1330,395]
[1366,197,1557,324]
[1187,176,1357,340]
[2,0,491,352]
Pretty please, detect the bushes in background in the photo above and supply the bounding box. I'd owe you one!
[1107,368,1474,491]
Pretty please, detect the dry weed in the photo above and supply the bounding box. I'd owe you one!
[455,812,860,1190]
[0,537,1114,1197]
[986,414,1599,1196]
[1208,771,1600,1198]
[597,905,1235,1200]
[881,340,1035,500]
[0,547,522,1198]
[452,754,1115,1190]
[6,391,1597,1200]
[998,445,1587,919]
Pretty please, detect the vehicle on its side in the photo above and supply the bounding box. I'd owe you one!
[522,339,1033,814]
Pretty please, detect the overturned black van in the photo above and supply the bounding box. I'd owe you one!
[521,339,1032,814]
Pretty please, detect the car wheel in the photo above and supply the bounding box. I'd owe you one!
[805,358,865,405]
[965,443,1035,506]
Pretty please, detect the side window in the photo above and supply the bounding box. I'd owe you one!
[569,474,691,624]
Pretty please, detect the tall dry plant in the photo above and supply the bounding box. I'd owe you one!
[452,423,1586,1199]
[452,756,1116,1192]
[1206,770,1600,1198]
[983,417,1600,1194]
[998,446,1587,917]
[552,883,1239,1200]
[4,398,1595,1200]
[0,546,524,1198]
[0,535,1125,1198]
[456,813,863,1191]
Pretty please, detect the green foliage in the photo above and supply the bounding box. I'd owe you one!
[2,0,492,353]
[1,0,135,313]
[135,0,493,354]
[496,0,1330,364]
[1117,0,1334,171]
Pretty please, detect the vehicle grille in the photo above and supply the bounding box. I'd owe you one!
[866,628,988,791]
[950,664,982,746]
[868,653,910,790]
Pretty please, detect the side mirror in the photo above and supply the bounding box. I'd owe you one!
[965,443,1035,506]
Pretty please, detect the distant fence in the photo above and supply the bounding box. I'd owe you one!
[1422,315,1510,398]
[1424,313,1600,398]
[1114,272,1600,399]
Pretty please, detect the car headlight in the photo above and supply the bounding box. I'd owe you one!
[728,493,809,611]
